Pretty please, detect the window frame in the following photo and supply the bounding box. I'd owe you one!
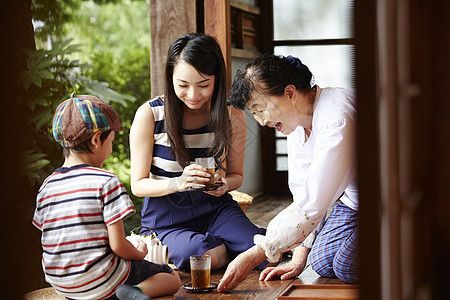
[266,0,355,194]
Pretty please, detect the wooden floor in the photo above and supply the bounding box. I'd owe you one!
[155,195,353,299]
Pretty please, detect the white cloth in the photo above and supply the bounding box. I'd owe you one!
[254,86,358,262]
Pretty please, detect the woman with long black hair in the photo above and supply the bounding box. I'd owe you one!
[130,33,265,272]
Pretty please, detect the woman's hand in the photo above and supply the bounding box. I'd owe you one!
[172,164,212,191]
[203,174,228,197]
[259,260,304,281]
[259,246,310,281]
[217,252,254,292]
[217,246,266,292]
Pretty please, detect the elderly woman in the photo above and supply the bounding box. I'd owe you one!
[218,54,358,292]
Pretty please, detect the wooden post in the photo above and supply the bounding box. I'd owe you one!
[150,0,197,98]
[203,0,231,91]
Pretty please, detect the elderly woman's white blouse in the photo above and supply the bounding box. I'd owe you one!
[254,86,358,262]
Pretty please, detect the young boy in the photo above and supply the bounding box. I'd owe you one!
[32,95,180,300]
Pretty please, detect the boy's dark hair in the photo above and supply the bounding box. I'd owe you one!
[62,130,112,157]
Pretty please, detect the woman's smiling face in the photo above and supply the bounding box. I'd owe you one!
[246,89,298,135]
[173,60,215,110]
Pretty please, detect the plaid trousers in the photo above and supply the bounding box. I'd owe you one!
[309,201,359,283]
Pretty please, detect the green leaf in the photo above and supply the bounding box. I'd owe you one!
[26,97,36,110]
[26,55,34,70]
[37,70,54,80]
[22,170,41,179]
[54,39,78,54]
[34,159,51,169]
[62,44,82,54]
[21,152,48,164]
[22,159,50,174]
[35,59,57,70]
[79,63,92,69]
[28,109,52,124]
[35,114,53,130]
[22,74,32,90]
[35,97,48,106]
[30,73,42,87]
[20,149,50,181]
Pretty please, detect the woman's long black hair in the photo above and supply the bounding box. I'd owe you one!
[164,33,230,168]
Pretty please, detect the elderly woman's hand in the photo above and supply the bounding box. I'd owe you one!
[217,246,266,292]
[259,246,310,281]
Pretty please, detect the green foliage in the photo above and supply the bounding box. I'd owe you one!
[67,0,150,61]
[86,46,150,159]
[19,38,136,186]
[24,0,150,292]
[20,150,51,181]
[32,0,81,43]
[63,0,151,174]
[28,0,150,230]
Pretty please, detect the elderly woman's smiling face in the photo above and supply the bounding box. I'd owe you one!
[246,87,299,135]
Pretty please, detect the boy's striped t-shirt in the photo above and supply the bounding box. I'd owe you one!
[32,164,135,299]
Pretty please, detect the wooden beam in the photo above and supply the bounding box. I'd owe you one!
[203,0,231,91]
[354,0,381,299]
[230,0,260,15]
[257,0,273,54]
[150,0,197,98]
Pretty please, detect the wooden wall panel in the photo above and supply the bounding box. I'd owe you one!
[368,0,449,298]
[204,0,231,91]
[354,1,380,299]
[150,0,197,98]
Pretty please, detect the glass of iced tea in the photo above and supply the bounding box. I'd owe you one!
[195,157,215,187]
[190,255,211,289]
